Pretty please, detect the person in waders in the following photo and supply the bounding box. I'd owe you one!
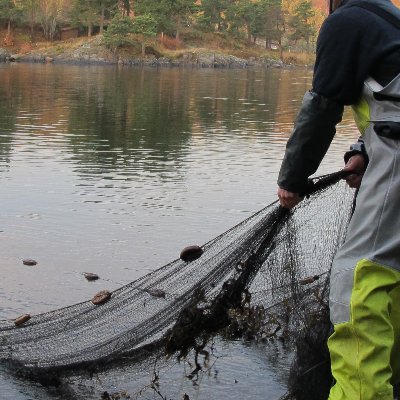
[277,0,400,399]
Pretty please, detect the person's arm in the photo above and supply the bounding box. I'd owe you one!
[277,91,344,196]
[277,9,368,209]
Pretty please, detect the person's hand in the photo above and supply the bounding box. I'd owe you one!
[343,154,367,189]
[277,188,302,209]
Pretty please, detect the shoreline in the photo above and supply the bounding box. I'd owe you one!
[0,37,311,70]
[0,51,291,69]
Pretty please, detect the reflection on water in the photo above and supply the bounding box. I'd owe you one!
[0,64,359,399]
[0,338,291,400]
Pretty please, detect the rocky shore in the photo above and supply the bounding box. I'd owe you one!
[0,36,286,69]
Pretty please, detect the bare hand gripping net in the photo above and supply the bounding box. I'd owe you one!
[0,171,354,396]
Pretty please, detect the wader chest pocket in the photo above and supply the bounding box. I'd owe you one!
[373,122,400,139]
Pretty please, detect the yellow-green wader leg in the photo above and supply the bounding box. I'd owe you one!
[328,259,400,400]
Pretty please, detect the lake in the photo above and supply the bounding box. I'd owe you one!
[0,63,358,399]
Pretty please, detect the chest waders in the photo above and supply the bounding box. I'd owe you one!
[328,75,400,400]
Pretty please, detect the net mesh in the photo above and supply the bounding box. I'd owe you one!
[0,171,354,397]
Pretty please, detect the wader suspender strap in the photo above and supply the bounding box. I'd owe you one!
[352,3,400,103]
[352,3,400,30]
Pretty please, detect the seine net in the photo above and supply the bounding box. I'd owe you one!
[0,171,354,397]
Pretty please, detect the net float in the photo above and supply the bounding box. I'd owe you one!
[92,290,112,305]
[14,314,31,326]
[180,245,203,262]
[84,272,99,281]
[22,259,37,266]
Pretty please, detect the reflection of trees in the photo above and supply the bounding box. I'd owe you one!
[66,67,194,175]
[0,123,14,171]
[0,65,313,179]
[274,69,312,132]
[185,69,282,135]
[190,68,309,138]
[0,68,18,170]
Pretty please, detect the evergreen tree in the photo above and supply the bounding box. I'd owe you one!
[0,0,23,36]
[170,0,197,39]
[71,0,97,36]
[197,0,228,32]
[289,0,316,51]
[132,13,157,55]
[226,0,258,43]
[103,13,135,49]
[261,0,285,49]
[70,0,117,36]
[135,0,195,38]
[99,0,117,34]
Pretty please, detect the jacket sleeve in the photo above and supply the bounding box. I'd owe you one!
[277,91,344,194]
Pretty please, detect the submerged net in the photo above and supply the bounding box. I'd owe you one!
[0,171,354,396]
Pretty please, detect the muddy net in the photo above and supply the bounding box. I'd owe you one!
[0,171,354,398]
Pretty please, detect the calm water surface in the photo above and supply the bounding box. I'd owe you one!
[0,64,358,399]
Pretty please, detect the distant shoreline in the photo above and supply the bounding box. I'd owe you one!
[0,50,298,70]
[0,37,313,70]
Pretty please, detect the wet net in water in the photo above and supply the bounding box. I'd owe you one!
[0,171,354,398]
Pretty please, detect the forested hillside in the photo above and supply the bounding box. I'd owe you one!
[0,0,399,59]
[0,1,325,52]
